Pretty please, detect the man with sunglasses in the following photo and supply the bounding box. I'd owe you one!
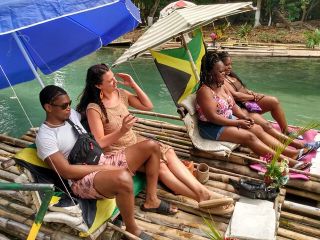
[35,85,176,240]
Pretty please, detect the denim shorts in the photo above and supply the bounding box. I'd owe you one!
[198,120,225,140]
[198,115,234,140]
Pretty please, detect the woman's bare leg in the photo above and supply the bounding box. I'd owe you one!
[248,124,301,159]
[257,95,288,133]
[94,169,141,236]
[218,126,297,166]
[248,112,304,149]
[124,140,176,212]
[159,163,198,200]
[160,149,214,202]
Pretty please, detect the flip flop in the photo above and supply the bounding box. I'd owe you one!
[292,161,312,170]
[198,197,234,209]
[200,203,235,216]
[304,141,320,152]
[140,200,177,215]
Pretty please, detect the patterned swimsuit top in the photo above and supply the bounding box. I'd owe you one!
[196,90,234,122]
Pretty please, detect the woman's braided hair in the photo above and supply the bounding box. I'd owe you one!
[77,63,109,123]
[199,52,221,88]
[217,51,246,87]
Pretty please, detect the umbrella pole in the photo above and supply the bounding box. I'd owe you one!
[180,33,200,82]
[12,32,45,89]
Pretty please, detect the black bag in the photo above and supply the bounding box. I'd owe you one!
[230,178,279,201]
[67,119,103,165]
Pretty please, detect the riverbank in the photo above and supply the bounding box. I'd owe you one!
[112,22,320,57]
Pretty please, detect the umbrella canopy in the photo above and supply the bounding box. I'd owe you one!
[113,2,254,66]
[0,0,140,89]
[159,0,196,19]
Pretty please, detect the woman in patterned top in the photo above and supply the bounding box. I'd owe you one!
[196,52,311,170]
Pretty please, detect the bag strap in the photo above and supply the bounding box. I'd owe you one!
[67,119,84,136]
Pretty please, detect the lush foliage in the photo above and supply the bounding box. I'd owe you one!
[133,0,320,26]
[237,23,253,40]
[305,28,320,48]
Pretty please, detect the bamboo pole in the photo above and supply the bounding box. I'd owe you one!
[286,188,320,202]
[208,173,240,183]
[137,118,186,132]
[0,233,10,240]
[205,185,240,200]
[0,134,31,148]
[134,206,215,237]
[0,198,35,216]
[277,227,319,240]
[281,211,320,228]
[0,168,19,181]
[137,132,193,146]
[133,123,189,138]
[276,237,292,240]
[0,149,14,157]
[191,150,247,165]
[21,135,36,143]
[130,109,182,121]
[282,201,320,218]
[286,179,320,195]
[205,180,236,193]
[0,208,80,238]
[0,191,33,206]
[0,158,16,169]
[0,142,23,154]
[136,219,211,240]
[0,217,51,240]
[133,126,191,142]
[280,220,320,239]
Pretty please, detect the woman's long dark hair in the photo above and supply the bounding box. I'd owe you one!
[77,63,110,122]
[199,52,221,89]
[217,51,246,87]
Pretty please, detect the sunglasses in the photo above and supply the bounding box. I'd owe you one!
[50,100,72,110]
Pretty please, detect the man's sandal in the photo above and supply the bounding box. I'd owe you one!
[140,200,177,215]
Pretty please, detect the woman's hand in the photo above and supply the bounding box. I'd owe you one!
[243,116,255,125]
[120,114,137,134]
[236,119,253,129]
[116,73,136,88]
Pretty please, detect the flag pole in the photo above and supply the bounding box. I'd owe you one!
[180,33,201,82]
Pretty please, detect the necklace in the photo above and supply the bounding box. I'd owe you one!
[44,121,65,128]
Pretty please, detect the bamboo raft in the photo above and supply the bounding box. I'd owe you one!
[0,111,320,239]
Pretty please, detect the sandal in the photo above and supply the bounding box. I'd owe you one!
[292,161,312,170]
[138,231,153,240]
[198,197,234,209]
[140,200,177,215]
[304,141,320,152]
[200,203,235,216]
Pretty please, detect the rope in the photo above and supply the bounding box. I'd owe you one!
[0,65,34,128]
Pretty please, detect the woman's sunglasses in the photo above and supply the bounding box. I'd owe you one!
[50,100,72,110]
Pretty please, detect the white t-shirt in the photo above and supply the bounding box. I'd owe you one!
[36,109,86,161]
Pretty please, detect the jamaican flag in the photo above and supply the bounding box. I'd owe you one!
[151,29,205,105]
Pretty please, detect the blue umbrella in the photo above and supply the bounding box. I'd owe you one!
[0,0,140,89]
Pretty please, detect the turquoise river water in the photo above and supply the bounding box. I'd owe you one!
[0,47,319,137]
